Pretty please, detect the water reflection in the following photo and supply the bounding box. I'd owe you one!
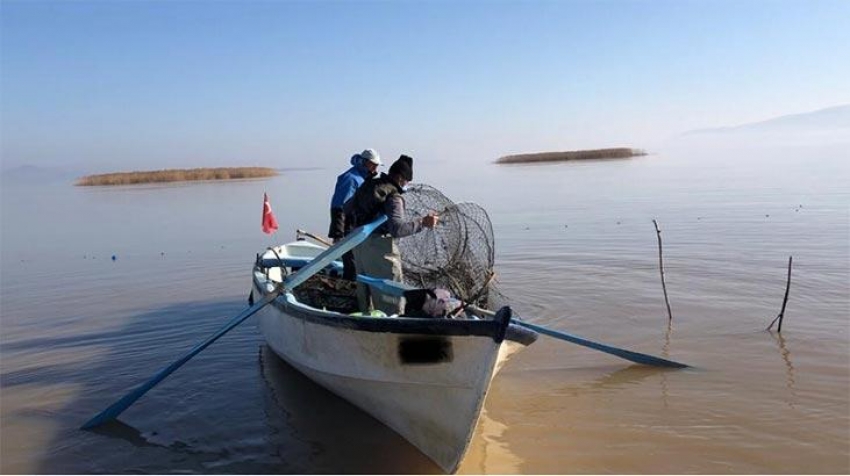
[770,332,798,409]
[92,420,194,452]
[536,364,676,402]
[587,365,675,391]
[462,407,524,474]
[661,319,674,409]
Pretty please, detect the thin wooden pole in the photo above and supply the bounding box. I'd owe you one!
[653,219,673,321]
[296,229,333,247]
[768,256,793,333]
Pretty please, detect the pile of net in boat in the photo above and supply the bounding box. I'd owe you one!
[398,184,497,307]
[292,274,359,314]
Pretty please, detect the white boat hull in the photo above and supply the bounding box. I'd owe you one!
[252,243,536,472]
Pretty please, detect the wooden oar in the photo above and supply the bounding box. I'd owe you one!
[357,274,689,369]
[81,215,388,430]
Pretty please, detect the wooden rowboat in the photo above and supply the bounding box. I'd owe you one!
[251,240,538,473]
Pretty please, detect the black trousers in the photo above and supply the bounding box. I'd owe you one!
[342,249,357,281]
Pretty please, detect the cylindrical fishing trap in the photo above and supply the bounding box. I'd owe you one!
[398,184,496,305]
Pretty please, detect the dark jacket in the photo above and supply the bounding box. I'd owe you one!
[344,173,423,238]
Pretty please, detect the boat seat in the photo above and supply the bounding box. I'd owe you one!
[267,267,284,283]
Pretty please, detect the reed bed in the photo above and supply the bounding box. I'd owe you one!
[497,148,646,164]
[76,167,278,186]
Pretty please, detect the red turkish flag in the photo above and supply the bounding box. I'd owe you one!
[261,193,278,234]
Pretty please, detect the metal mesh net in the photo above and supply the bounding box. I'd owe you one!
[398,184,496,305]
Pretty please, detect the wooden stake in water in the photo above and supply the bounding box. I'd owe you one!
[768,256,793,333]
[653,219,674,321]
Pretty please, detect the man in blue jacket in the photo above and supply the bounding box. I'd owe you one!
[328,148,381,279]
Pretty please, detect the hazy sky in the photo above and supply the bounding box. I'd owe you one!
[2,0,849,172]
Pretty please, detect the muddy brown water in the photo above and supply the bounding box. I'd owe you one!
[2,146,848,473]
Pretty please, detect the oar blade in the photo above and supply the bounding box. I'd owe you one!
[81,380,155,430]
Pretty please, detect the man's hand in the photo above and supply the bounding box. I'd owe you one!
[422,213,439,228]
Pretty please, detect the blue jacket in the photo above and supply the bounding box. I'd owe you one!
[331,154,371,209]
[328,154,373,238]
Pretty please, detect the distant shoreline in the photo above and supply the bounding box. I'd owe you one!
[75,167,278,186]
[496,148,647,164]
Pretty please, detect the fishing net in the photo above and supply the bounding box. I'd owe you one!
[398,184,496,306]
[292,274,358,314]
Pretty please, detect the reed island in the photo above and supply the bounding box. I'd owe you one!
[497,147,646,164]
[76,167,278,186]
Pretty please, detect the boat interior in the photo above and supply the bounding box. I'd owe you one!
[256,241,488,320]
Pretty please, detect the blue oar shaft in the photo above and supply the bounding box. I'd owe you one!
[81,215,388,430]
[80,291,279,429]
[356,274,411,297]
[511,319,688,368]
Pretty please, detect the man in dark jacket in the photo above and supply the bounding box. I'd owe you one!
[345,155,439,314]
[328,148,381,279]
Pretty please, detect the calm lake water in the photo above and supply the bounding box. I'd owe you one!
[1,144,848,473]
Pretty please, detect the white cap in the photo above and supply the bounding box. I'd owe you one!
[361,149,382,166]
